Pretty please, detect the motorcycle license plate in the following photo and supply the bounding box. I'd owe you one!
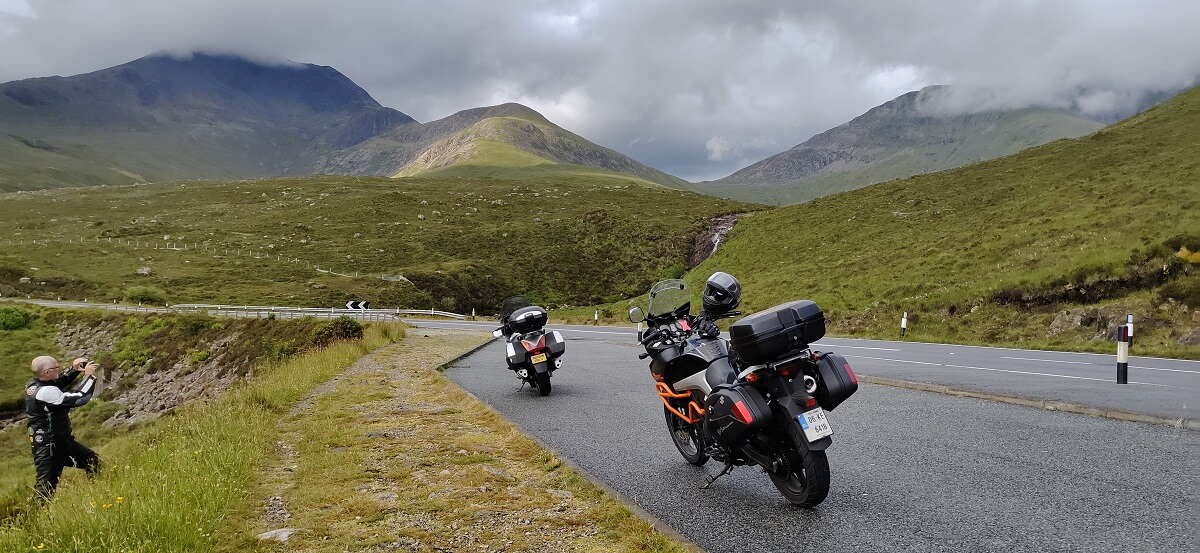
[798,408,833,442]
[530,353,548,364]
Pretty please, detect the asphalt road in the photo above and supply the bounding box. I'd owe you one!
[441,328,1199,553]
[411,320,1198,423]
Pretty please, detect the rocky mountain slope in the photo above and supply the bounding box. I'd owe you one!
[697,85,1105,205]
[0,53,416,190]
[0,54,685,191]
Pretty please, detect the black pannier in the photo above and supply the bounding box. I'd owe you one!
[507,306,548,334]
[812,351,858,411]
[728,300,825,365]
[704,384,772,447]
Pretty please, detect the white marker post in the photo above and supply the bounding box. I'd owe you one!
[900,311,908,338]
[1116,324,1130,384]
[594,309,599,326]
[1126,313,1134,346]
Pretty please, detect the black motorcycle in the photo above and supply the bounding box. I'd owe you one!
[628,274,857,507]
[493,296,566,396]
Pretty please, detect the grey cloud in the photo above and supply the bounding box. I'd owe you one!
[1,0,1196,181]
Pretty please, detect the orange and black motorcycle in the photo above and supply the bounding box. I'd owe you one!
[493,296,565,396]
[628,274,857,507]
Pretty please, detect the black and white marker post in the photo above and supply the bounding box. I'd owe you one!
[1116,318,1132,384]
[900,311,908,338]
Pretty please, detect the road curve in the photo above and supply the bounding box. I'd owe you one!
[443,332,1198,553]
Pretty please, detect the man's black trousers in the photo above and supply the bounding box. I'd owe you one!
[32,438,99,499]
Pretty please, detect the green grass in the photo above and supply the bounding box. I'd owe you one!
[0,175,752,312]
[686,86,1200,357]
[0,323,402,552]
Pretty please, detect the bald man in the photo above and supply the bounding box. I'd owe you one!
[26,355,100,500]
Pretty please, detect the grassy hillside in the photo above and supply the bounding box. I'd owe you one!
[687,86,1200,356]
[0,305,365,517]
[0,320,401,550]
[394,114,691,188]
[0,175,750,311]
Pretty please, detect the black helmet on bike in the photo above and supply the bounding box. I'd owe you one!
[701,271,741,315]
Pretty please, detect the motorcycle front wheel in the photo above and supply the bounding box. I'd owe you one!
[664,405,708,466]
[768,436,830,507]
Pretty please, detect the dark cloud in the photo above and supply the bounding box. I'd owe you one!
[1,0,1196,181]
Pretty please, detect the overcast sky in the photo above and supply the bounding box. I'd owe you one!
[1,0,1197,181]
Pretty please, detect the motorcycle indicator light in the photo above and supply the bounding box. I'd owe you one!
[732,401,754,424]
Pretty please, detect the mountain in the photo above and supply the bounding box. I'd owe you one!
[0,53,416,190]
[0,54,686,191]
[696,85,1105,205]
[687,85,1199,352]
[388,104,690,186]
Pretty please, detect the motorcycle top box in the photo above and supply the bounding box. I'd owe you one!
[507,306,548,334]
[728,300,826,365]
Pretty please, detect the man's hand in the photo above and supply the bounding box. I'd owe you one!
[74,358,97,376]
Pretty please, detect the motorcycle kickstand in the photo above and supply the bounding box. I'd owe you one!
[702,460,736,489]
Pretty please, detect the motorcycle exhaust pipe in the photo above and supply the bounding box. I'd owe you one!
[554,357,563,369]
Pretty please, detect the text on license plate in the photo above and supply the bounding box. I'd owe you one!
[797,407,833,441]
[530,353,548,364]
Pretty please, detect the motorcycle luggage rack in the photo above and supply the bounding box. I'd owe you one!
[655,382,705,424]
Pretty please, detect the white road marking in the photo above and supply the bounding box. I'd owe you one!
[846,355,1182,388]
[1001,356,1094,365]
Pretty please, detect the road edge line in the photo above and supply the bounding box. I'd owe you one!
[859,375,1198,431]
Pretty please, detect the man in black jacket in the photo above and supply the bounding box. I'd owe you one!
[26,355,100,500]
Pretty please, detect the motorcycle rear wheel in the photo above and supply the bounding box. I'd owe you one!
[533,371,552,396]
[664,405,708,466]
[768,437,830,507]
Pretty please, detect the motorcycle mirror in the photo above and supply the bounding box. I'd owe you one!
[628,306,645,323]
[491,328,504,338]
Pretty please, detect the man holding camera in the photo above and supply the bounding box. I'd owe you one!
[26,355,101,500]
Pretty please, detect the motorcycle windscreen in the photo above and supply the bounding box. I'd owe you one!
[500,296,532,319]
[647,279,690,317]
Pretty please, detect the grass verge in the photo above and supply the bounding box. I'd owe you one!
[0,323,404,552]
[220,330,693,552]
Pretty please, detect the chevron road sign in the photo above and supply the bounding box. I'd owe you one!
[345,300,370,310]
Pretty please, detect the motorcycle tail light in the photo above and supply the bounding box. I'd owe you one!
[844,361,858,385]
[732,401,754,424]
[776,361,800,379]
[522,335,547,352]
[803,397,818,409]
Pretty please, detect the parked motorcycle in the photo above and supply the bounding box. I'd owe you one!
[493,296,565,396]
[628,273,858,507]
